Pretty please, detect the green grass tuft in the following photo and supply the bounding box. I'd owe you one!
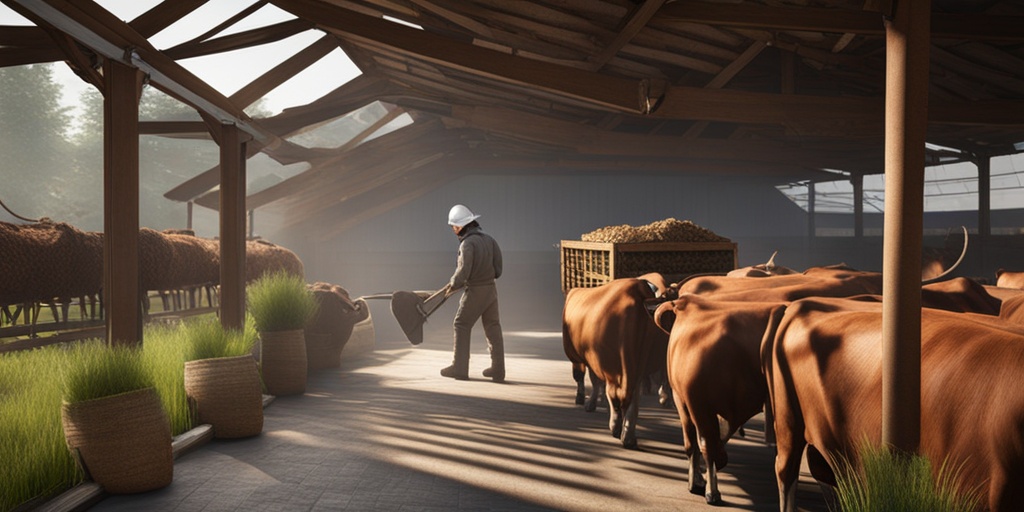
[1,345,83,511]
[246,270,318,332]
[183,317,256,361]
[141,321,194,436]
[832,441,982,512]
[60,341,153,404]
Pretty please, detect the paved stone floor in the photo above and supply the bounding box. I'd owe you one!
[92,319,827,512]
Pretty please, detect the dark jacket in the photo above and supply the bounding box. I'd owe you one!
[448,225,502,290]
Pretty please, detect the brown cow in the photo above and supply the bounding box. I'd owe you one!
[996,269,1024,289]
[726,250,798,278]
[766,297,1024,512]
[654,295,785,504]
[562,274,670,448]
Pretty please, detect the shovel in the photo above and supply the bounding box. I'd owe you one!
[358,285,454,345]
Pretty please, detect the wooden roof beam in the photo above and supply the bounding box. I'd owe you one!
[9,0,276,145]
[129,0,208,39]
[229,33,338,109]
[162,19,313,60]
[197,105,408,210]
[586,0,667,72]
[445,104,881,170]
[270,0,664,114]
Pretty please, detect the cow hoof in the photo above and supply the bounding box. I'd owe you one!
[575,394,584,405]
[689,484,706,497]
[584,402,597,412]
[621,437,637,450]
[705,491,721,505]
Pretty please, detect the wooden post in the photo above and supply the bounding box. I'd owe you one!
[852,174,864,238]
[219,124,247,331]
[977,153,991,272]
[807,181,816,238]
[882,0,930,454]
[103,60,143,347]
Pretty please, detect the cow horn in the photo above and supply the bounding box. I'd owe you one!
[765,250,779,271]
[921,226,968,284]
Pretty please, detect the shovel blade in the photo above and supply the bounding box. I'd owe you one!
[391,290,427,345]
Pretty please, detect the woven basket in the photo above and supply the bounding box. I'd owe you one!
[61,387,173,494]
[260,329,307,396]
[184,355,264,438]
[304,331,341,371]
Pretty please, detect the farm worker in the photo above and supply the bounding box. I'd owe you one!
[440,204,505,382]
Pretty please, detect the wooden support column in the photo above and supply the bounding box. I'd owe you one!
[852,174,864,238]
[977,154,991,237]
[977,153,991,271]
[807,181,816,238]
[882,0,930,454]
[219,124,247,331]
[103,60,143,346]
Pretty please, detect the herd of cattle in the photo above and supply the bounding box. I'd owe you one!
[562,259,1024,511]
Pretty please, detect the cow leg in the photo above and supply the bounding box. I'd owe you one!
[774,428,806,512]
[619,385,642,449]
[607,386,623,439]
[693,415,726,505]
[672,393,708,496]
[584,370,604,412]
[572,365,586,405]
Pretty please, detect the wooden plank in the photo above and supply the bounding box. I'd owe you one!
[34,482,104,512]
[172,424,214,460]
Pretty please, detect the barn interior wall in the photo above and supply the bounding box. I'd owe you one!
[268,174,1024,342]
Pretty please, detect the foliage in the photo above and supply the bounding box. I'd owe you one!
[832,442,982,512]
[141,322,195,436]
[0,346,82,512]
[247,271,318,332]
[183,317,257,361]
[0,64,76,223]
[60,341,154,404]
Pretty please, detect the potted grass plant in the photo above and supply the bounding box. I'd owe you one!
[247,270,318,396]
[182,318,263,438]
[60,341,173,494]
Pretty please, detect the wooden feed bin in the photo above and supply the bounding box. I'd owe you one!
[560,240,738,293]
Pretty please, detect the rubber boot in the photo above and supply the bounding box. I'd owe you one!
[483,330,505,382]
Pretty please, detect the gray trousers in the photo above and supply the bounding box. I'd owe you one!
[451,283,504,374]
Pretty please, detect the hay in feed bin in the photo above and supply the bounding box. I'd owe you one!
[580,218,730,244]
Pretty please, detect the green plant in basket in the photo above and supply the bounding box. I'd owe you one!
[184,317,257,361]
[247,270,318,332]
[61,341,154,404]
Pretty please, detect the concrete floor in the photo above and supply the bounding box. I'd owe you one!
[91,316,827,512]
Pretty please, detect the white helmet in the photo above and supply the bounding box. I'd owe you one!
[447,204,481,227]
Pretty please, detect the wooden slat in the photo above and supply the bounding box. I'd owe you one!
[586,0,666,71]
[162,19,313,60]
